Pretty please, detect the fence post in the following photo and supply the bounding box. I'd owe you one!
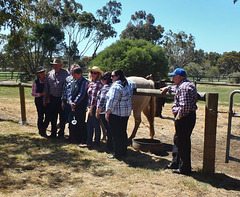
[203,93,218,174]
[18,83,28,125]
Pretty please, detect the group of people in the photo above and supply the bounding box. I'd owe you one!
[32,60,198,174]
[32,59,136,160]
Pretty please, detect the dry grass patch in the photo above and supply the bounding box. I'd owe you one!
[0,120,239,197]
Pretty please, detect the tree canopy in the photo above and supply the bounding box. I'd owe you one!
[217,51,240,75]
[162,30,196,69]
[120,10,164,45]
[91,39,168,79]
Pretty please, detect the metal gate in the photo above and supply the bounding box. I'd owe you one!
[225,90,240,163]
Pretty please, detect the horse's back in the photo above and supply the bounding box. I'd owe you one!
[127,76,154,115]
[127,76,154,89]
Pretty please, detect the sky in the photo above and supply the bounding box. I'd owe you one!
[76,0,240,56]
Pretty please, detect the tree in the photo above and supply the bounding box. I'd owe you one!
[120,10,164,45]
[205,66,220,79]
[5,23,64,75]
[234,0,239,3]
[91,39,168,79]
[65,41,80,62]
[36,0,122,68]
[0,0,31,30]
[185,62,205,81]
[91,0,122,59]
[216,51,240,75]
[205,52,221,67]
[162,30,196,69]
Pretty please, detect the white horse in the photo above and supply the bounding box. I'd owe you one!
[127,76,156,140]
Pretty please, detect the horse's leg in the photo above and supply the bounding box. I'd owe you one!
[143,104,155,139]
[129,110,141,141]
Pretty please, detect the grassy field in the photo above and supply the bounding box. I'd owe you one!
[0,83,240,103]
[196,84,240,107]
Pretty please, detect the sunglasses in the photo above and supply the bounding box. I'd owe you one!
[111,75,116,78]
[91,71,98,75]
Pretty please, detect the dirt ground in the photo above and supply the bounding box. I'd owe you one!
[0,96,239,179]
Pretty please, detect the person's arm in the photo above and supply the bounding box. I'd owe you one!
[105,85,121,119]
[31,81,41,97]
[74,79,88,106]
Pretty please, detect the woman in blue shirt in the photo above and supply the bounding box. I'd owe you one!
[105,69,136,159]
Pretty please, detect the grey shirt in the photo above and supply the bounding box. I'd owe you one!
[45,68,70,98]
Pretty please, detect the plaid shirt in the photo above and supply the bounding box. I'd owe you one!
[87,80,103,107]
[45,68,70,98]
[97,83,112,114]
[31,78,46,97]
[106,80,136,117]
[168,79,198,117]
[62,75,74,103]
[68,76,88,106]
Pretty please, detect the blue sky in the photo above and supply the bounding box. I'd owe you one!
[77,0,240,56]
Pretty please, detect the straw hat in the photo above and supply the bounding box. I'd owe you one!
[89,66,103,74]
[50,58,64,65]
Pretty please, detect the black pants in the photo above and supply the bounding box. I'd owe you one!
[109,114,129,158]
[69,104,87,144]
[35,98,50,131]
[100,114,113,151]
[49,95,65,136]
[172,111,196,173]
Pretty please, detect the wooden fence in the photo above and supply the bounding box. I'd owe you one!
[0,81,218,174]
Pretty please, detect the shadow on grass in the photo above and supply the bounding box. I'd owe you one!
[93,142,173,170]
[192,171,240,191]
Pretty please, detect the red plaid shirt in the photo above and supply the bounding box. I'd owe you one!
[87,80,103,107]
[168,79,198,117]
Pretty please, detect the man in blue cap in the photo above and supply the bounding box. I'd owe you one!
[161,68,198,175]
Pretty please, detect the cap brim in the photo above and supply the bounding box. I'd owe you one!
[168,72,175,76]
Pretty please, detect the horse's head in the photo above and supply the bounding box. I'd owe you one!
[145,74,154,81]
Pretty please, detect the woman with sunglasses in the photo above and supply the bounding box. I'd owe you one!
[80,66,103,148]
[96,71,113,152]
[105,69,136,159]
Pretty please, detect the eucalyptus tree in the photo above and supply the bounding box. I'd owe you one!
[0,0,31,30]
[120,10,164,45]
[91,0,122,59]
[5,23,64,75]
[162,30,196,69]
[217,51,240,75]
[35,0,122,68]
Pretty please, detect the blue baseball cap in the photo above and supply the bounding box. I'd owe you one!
[168,68,187,77]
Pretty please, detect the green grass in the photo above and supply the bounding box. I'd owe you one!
[196,84,240,106]
[1,84,240,106]
[0,86,33,100]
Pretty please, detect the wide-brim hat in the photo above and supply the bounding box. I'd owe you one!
[50,58,63,65]
[89,66,103,74]
[36,66,46,73]
[168,68,187,77]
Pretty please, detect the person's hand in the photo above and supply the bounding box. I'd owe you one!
[71,103,76,110]
[43,101,47,107]
[61,103,65,110]
[105,110,111,122]
[41,91,47,97]
[96,111,100,119]
[160,87,168,94]
[175,113,182,120]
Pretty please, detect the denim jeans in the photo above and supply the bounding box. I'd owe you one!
[86,106,101,146]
